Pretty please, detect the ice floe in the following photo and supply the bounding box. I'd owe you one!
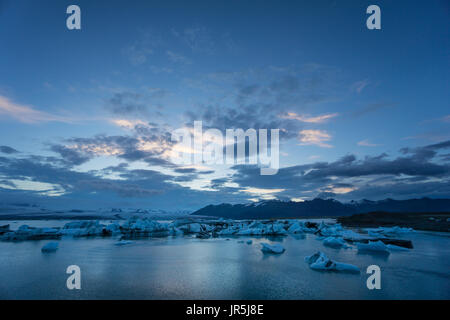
[305,251,359,273]
[41,242,59,252]
[260,242,285,254]
[357,240,389,253]
[1,225,61,241]
[322,236,349,249]
[386,244,410,251]
[114,240,134,246]
[364,226,415,237]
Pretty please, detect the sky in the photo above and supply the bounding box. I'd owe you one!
[0,0,449,210]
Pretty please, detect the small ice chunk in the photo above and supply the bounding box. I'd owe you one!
[246,240,253,245]
[387,244,410,251]
[323,237,349,249]
[357,240,389,253]
[114,240,134,246]
[287,222,304,234]
[261,242,285,254]
[305,251,359,273]
[41,242,59,252]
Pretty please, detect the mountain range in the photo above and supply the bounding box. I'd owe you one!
[191,198,450,219]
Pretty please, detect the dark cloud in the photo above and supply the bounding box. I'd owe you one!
[0,153,249,210]
[106,92,147,115]
[53,132,175,166]
[105,89,166,116]
[50,145,92,166]
[227,141,450,200]
[0,146,19,154]
[185,64,342,140]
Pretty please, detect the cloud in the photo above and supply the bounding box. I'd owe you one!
[110,119,149,130]
[166,50,191,64]
[298,130,333,148]
[357,139,380,147]
[184,64,343,141]
[123,45,153,65]
[1,139,450,209]
[0,154,176,201]
[227,141,450,201]
[240,187,286,200]
[105,90,166,116]
[0,95,72,123]
[441,115,450,123]
[0,146,19,154]
[352,102,395,117]
[280,112,338,123]
[105,92,148,115]
[49,145,94,166]
[122,30,162,65]
[350,79,370,93]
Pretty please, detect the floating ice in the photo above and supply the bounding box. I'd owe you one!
[114,240,134,246]
[305,251,359,273]
[41,242,59,252]
[1,225,61,241]
[323,237,349,249]
[261,242,285,254]
[61,220,105,237]
[287,222,305,234]
[387,244,410,251]
[246,240,253,245]
[357,240,389,253]
[365,226,415,237]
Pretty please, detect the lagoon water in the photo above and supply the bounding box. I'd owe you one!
[0,220,449,299]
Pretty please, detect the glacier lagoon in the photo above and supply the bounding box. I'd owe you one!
[0,219,449,299]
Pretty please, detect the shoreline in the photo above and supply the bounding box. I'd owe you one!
[338,211,450,232]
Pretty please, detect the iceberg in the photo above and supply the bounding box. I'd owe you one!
[41,242,59,252]
[260,242,285,254]
[114,240,134,246]
[387,244,410,251]
[365,226,415,237]
[305,251,360,273]
[323,237,349,249]
[287,222,305,234]
[121,218,170,237]
[61,220,106,237]
[357,240,389,253]
[1,225,61,241]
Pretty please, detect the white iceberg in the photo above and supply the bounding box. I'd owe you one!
[61,220,106,237]
[364,226,415,237]
[323,237,349,249]
[260,242,285,254]
[387,244,410,251]
[1,225,61,241]
[287,222,305,234]
[357,240,389,253]
[218,226,238,235]
[305,251,359,273]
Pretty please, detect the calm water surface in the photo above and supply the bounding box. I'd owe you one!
[0,220,449,299]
